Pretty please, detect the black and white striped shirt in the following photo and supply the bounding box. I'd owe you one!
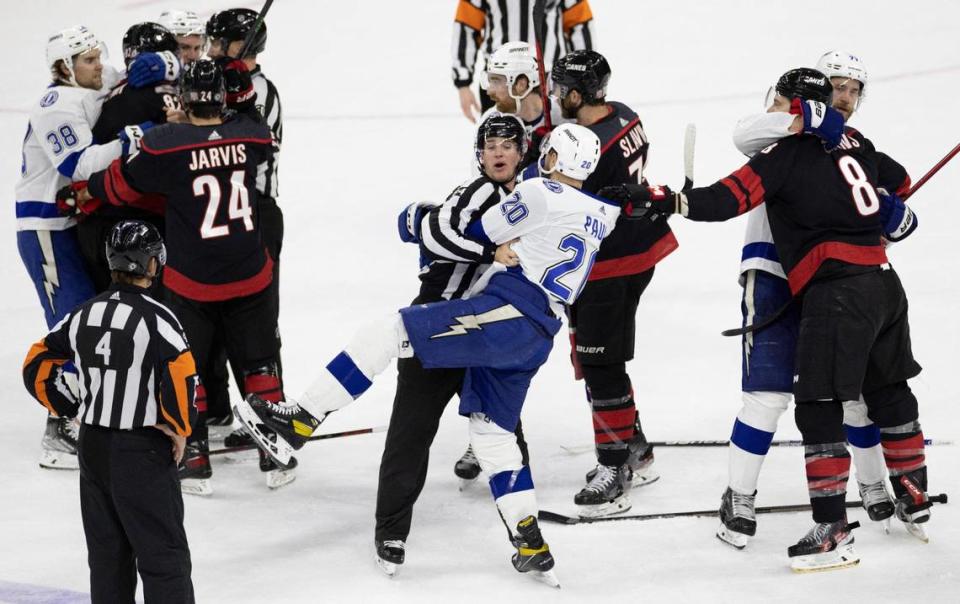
[451,0,596,87]
[417,176,510,301]
[23,283,198,436]
[252,67,282,200]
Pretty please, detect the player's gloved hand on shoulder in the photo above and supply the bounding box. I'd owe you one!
[218,58,256,110]
[790,98,844,151]
[598,184,682,220]
[118,121,154,156]
[56,182,102,216]
[128,51,180,88]
[877,188,918,242]
[398,201,438,244]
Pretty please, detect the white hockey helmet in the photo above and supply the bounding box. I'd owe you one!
[158,9,206,37]
[538,123,601,181]
[480,42,541,107]
[46,25,104,85]
[816,50,868,105]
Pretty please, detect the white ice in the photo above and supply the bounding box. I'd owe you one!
[1,1,958,602]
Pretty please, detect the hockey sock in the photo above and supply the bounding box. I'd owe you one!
[880,421,926,482]
[299,314,409,418]
[804,442,851,523]
[727,391,790,494]
[193,383,208,442]
[244,364,284,403]
[582,364,634,467]
[842,398,886,485]
[470,413,537,531]
[490,466,538,534]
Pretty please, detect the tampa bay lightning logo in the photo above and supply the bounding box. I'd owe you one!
[544,180,563,194]
[40,91,59,107]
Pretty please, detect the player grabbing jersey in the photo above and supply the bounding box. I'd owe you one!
[236,123,614,587]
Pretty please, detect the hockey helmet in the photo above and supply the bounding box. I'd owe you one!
[480,42,541,105]
[158,9,207,37]
[207,8,266,57]
[475,113,528,176]
[550,50,610,104]
[538,123,601,181]
[45,25,105,85]
[179,59,226,112]
[816,50,868,109]
[765,67,833,109]
[106,220,166,277]
[122,22,178,68]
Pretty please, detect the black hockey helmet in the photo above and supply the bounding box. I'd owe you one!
[206,8,266,57]
[774,68,834,105]
[106,220,166,277]
[475,113,528,174]
[122,22,178,68]
[179,59,226,112]
[550,50,611,104]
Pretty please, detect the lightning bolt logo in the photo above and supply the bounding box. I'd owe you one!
[430,304,523,339]
[37,231,60,316]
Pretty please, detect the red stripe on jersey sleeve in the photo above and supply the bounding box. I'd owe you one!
[720,177,748,215]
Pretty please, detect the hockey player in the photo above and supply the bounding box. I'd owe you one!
[453,0,596,121]
[550,49,678,516]
[158,9,207,65]
[716,53,914,548]
[602,67,932,572]
[64,60,288,494]
[18,25,178,469]
[377,114,526,575]
[236,123,614,586]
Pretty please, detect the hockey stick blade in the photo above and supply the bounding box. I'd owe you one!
[682,123,696,191]
[560,437,951,454]
[208,425,386,457]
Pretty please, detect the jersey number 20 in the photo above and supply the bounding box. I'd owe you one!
[194,171,254,239]
[541,234,597,302]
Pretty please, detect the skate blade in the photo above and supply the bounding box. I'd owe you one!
[903,521,929,543]
[631,468,660,489]
[266,468,297,490]
[38,450,79,470]
[180,478,213,497]
[577,495,632,519]
[881,518,891,534]
[458,477,479,492]
[233,400,294,466]
[790,544,859,573]
[716,523,749,550]
[529,569,560,589]
[375,554,401,578]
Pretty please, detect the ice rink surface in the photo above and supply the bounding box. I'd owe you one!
[1,1,958,602]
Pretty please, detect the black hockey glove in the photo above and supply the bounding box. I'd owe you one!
[598,184,681,220]
[218,58,256,111]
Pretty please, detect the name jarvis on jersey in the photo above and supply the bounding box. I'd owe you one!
[188,143,247,171]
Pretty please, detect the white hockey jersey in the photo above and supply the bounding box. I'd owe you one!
[731,112,794,279]
[477,177,619,309]
[15,79,122,231]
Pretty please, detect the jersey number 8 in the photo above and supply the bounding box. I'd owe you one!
[837,155,879,216]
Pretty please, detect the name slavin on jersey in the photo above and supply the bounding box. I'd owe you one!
[188,144,248,171]
[619,123,648,158]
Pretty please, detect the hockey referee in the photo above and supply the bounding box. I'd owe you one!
[23,220,197,603]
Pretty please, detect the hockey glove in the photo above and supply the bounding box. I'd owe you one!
[128,51,180,88]
[118,121,154,156]
[790,98,844,151]
[877,188,918,243]
[56,182,102,216]
[598,184,682,220]
[218,58,256,110]
[397,201,438,244]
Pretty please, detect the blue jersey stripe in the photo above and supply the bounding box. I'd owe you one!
[845,423,881,448]
[730,418,775,456]
[15,201,61,219]
[741,241,779,263]
[56,149,84,178]
[489,466,534,499]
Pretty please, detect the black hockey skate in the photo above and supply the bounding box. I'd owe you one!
[179,440,213,497]
[259,443,298,490]
[454,445,481,490]
[375,539,405,577]
[858,480,895,531]
[574,463,632,518]
[585,426,659,488]
[893,470,932,542]
[716,487,757,549]
[511,516,559,588]
[233,394,323,466]
[39,415,79,470]
[223,428,254,448]
[787,519,860,572]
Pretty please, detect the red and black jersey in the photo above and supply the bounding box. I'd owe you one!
[87,114,275,302]
[582,101,677,280]
[685,132,892,294]
[841,126,911,195]
[92,81,179,144]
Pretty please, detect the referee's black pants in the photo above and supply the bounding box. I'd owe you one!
[78,425,194,604]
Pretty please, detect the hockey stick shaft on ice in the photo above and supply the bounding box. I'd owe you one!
[532,0,552,131]
[207,425,386,457]
[560,437,951,454]
[903,140,960,200]
[539,494,949,525]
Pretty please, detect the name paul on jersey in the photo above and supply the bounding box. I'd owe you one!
[188,143,248,171]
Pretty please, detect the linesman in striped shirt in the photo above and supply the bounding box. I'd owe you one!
[23,220,196,603]
[453,0,596,121]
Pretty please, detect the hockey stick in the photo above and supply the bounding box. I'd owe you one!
[682,123,696,191]
[234,0,276,60]
[532,0,552,131]
[560,437,951,455]
[539,493,949,525]
[903,140,960,201]
[207,425,386,457]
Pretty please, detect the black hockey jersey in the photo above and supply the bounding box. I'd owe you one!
[582,101,677,279]
[92,81,179,144]
[87,114,275,302]
[684,131,892,294]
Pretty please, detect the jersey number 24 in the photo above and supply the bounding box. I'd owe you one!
[193,171,254,239]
